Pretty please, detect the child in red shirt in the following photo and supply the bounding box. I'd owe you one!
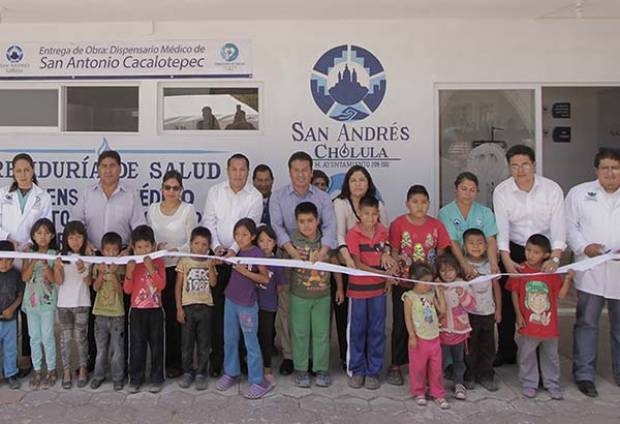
[345,196,397,390]
[387,184,451,386]
[124,225,166,394]
[507,234,574,400]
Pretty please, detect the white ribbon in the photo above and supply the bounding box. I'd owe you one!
[3,250,619,287]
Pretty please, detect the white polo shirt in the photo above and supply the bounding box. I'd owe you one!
[565,179,620,299]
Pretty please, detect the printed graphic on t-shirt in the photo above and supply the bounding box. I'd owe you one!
[421,296,435,324]
[525,280,551,326]
[135,278,161,308]
[399,230,438,275]
[296,246,328,292]
[185,267,210,293]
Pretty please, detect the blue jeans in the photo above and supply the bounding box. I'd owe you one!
[26,309,56,371]
[0,319,18,378]
[223,298,263,385]
[573,290,620,383]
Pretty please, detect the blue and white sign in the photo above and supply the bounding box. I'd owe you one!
[0,40,252,79]
[311,45,386,122]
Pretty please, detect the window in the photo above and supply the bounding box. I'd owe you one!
[64,86,139,132]
[163,87,259,131]
[0,89,58,127]
[439,89,535,207]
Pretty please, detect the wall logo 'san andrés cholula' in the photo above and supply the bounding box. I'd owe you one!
[5,45,24,63]
[311,45,386,122]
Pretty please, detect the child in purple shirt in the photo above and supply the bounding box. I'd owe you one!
[256,225,287,384]
[215,218,273,399]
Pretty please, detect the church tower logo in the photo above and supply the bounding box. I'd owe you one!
[311,45,386,122]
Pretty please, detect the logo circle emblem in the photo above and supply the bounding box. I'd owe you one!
[220,43,239,62]
[6,45,24,64]
[311,45,386,122]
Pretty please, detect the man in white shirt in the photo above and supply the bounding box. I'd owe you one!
[201,153,263,377]
[492,145,566,366]
[565,149,620,397]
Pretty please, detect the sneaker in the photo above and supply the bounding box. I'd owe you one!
[348,375,364,389]
[90,378,104,390]
[128,384,140,394]
[415,395,427,406]
[463,380,475,390]
[479,378,499,392]
[435,398,450,409]
[315,371,331,387]
[365,375,381,390]
[178,373,193,389]
[195,374,208,391]
[548,389,564,400]
[521,387,536,398]
[113,381,124,391]
[386,367,403,386]
[294,371,311,388]
[454,383,467,400]
[149,383,163,393]
[8,376,21,390]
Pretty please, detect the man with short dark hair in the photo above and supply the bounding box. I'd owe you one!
[72,149,146,373]
[253,164,274,225]
[72,150,146,251]
[202,153,263,377]
[566,148,620,397]
[269,151,336,375]
[493,144,566,366]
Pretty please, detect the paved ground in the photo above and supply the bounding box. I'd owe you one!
[1,354,619,424]
[1,289,618,424]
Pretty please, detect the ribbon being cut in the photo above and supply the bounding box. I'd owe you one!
[2,249,619,287]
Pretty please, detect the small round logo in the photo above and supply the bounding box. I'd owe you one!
[6,45,24,64]
[220,43,239,62]
[311,45,386,122]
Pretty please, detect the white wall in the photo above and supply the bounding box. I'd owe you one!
[1,19,620,227]
[542,87,600,192]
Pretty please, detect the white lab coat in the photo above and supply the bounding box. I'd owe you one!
[565,179,620,299]
[0,183,53,247]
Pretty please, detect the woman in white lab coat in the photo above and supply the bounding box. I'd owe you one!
[0,153,52,249]
[0,153,52,377]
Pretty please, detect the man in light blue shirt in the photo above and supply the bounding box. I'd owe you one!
[269,151,336,375]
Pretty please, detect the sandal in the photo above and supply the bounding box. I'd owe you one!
[43,370,57,389]
[244,380,273,399]
[29,371,42,390]
[215,374,239,391]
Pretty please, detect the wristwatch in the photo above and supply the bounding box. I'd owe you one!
[551,257,560,264]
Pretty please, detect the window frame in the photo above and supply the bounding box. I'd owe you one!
[158,80,264,136]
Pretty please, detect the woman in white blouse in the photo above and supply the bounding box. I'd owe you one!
[147,169,197,378]
[332,165,388,369]
[334,165,388,267]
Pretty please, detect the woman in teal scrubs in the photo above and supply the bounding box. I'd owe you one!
[438,172,499,279]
